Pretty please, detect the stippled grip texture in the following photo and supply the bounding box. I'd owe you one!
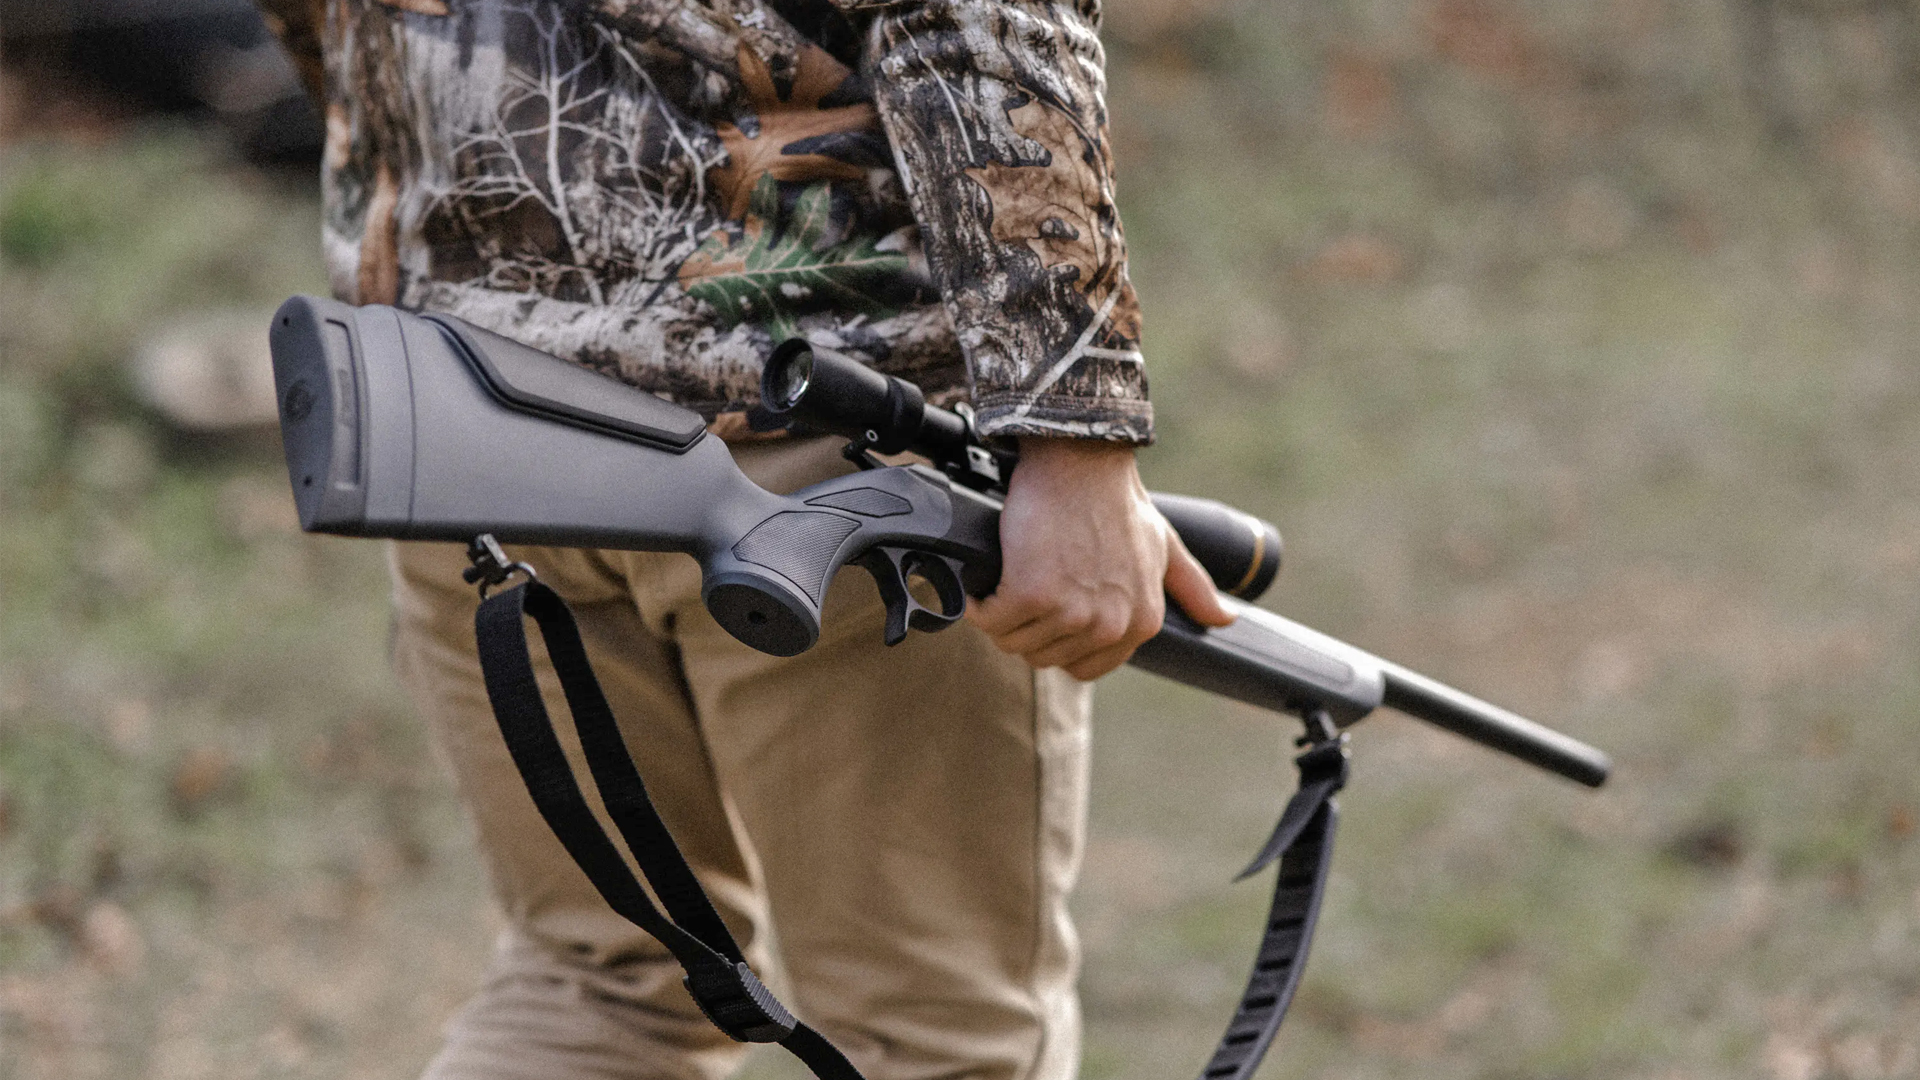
[730,512,864,604]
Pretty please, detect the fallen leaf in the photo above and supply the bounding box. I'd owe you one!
[1890,804,1916,839]
[171,746,235,815]
[1664,820,1744,871]
[1298,234,1405,283]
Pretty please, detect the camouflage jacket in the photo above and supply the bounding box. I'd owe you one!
[261,0,1152,442]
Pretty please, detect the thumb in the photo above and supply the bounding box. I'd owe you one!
[1163,531,1236,628]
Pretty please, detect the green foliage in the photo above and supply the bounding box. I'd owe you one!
[0,164,104,267]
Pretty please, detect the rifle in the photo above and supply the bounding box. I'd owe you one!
[268,295,1609,1080]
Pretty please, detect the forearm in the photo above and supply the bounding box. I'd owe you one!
[845,0,1153,443]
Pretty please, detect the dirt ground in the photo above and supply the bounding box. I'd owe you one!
[5,2,1920,1078]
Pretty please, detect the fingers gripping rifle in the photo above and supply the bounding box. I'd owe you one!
[270,296,1610,1079]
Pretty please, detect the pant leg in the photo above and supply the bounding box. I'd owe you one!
[389,540,767,1080]
[629,439,1096,1080]
[395,435,1093,1080]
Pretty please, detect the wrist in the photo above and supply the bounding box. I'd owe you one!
[1010,436,1146,500]
[1014,436,1138,469]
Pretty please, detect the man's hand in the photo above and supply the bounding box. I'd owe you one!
[966,438,1235,681]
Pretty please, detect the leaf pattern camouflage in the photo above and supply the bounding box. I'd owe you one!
[258,0,1152,442]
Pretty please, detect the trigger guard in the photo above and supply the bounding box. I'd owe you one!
[904,553,967,632]
[855,548,967,646]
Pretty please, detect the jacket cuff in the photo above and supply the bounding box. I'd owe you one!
[971,392,1154,445]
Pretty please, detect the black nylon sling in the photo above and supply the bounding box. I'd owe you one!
[473,578,1346,1080]
[475,580,863,1078]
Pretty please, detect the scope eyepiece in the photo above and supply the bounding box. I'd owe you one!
[764,340,813,413]
[762,340,970,458]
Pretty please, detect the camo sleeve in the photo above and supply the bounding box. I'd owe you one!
[835,0,1153,444]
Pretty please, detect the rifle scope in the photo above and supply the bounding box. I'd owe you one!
[763,340,1283,601]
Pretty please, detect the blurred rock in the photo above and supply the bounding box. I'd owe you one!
[80,901,144,977]
[132,309,280,430]
[106,697,151,754]
[1573,638,1643,702]
[1765,1029,1821,1080]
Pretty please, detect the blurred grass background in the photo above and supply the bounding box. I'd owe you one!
[4,1,1920,1078]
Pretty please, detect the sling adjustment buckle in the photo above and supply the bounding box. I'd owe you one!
[1292,735,1351,791]
[684,960,798,1043]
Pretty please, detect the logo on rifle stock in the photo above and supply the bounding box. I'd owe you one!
[282,379,314,423]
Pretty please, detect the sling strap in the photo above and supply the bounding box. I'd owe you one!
[1204,732,1346,1080]
[475,580,863,1078]
[471,574,1347,1080]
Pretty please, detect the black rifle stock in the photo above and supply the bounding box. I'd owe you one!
[270,295,1610,788]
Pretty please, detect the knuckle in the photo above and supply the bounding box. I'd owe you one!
[1058,603,1097,632]
[1091,610,1130,645]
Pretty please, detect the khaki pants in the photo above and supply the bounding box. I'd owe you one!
[388,436,1093,1080]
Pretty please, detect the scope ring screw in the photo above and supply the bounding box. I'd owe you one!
[841,431,884,471]
[464,533,538,599]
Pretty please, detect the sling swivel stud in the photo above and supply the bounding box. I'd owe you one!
[464,534,538,599]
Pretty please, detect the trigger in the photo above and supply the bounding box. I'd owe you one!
[854,548,915,646]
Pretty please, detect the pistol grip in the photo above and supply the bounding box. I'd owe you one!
[699,466,979,655]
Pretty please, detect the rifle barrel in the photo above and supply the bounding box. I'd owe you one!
[1378,662,1611,787]
[1134,600,1611,788]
